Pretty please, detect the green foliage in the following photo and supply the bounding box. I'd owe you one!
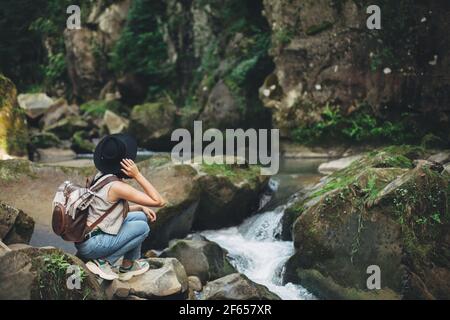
[44,53,67,84]
[80,100,121,117]
[0,0,90,89]
[36,252,90,300]
[292,104,419,145]
[274,28,294,46]
[111,0,171,95]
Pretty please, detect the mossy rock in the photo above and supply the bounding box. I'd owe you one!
[129,99,177,150]
[0,74,29,157]
[285,146,450,299]
[0,247,104,300]
[30,132,61,149]
[161,239,237,284]
[44,115,89,140]
[80,99,122,117]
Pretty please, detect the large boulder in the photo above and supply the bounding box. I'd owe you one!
[40,99,79,129]
[200,273,281,300]
[17,93,54,120]
[284,146,450,299]
[198,80,242,130]
[161,239,237,284]
[0,160,96,229]
[0,74,28,158]
[129,100,177,150]
[193,163,270,230]
[0,201,34,245]
[126,258,189,299]
[103,110,129,134]
[0,246,104,300]
[137,156,201,250]
[44,115,89,140]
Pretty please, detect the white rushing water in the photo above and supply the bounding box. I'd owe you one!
[201,181,316,300]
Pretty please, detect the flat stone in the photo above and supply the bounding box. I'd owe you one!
[318,155,363,174]
[17,93,54,119]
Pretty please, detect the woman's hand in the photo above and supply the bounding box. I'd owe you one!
[141,206,157,222]
[121,158,140,179]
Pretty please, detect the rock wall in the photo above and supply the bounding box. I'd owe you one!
[260,0,450,141]
[0,74,28,158]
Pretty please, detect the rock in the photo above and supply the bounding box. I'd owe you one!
[428,151,450,164]
[0,160,96,231]
[71,131,95,154]
[105,279,130,300]
[0,246,104,300]
[285,146,450,299]
[129,100,177,150]
[280,143,334,158]
[88,0,132,48]
[444,163,450,175]
[198,80,242,130]
[127,258,188,299]
[35,148,77,163]
[64,28,108,101]
[103,110,129,134]
[193,163,270,230]
[44,115,89,139]
[0,201,34,245]
[188,276,203,292]
[0,74,28,157]
[200,273,280,300]
[30,131,61,149]
[318,155,363,175]
[40,99,79,129]
[161,239,236,284]
[137,156,201,250]
[17,93,54,119]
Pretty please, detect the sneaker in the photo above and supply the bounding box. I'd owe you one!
[85,259,119,281]
[119,260,150,281]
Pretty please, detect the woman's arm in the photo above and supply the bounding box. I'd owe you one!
[108,159,167,207]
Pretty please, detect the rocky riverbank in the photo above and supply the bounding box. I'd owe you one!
[282,146,450,299]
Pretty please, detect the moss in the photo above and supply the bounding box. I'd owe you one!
[32,252,97,300]
[0,159,35,181]
[71,131,94,153]
[79,100,122,117]
[30,132,61,149]
[305,21,333,36]
[0,74,29,156]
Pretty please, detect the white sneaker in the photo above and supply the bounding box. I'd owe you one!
[86,259,119,280]
[119,260,150,281]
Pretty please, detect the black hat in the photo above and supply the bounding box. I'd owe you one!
[94,134,137,175]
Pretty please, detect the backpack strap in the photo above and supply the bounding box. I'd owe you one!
[86,200,122,232]
[90,175,119,193]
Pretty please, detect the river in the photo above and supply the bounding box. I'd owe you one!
[200,158,325,300]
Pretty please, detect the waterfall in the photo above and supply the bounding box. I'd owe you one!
[201,179,316,300]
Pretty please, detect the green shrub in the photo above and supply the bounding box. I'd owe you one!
[292,104,420,145]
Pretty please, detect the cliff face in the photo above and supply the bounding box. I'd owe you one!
[260,0,450,141]
[2,0,449,147]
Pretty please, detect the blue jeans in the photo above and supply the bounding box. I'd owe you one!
[75,211,150,265]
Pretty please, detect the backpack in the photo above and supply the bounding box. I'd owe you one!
[51,174,125,242]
